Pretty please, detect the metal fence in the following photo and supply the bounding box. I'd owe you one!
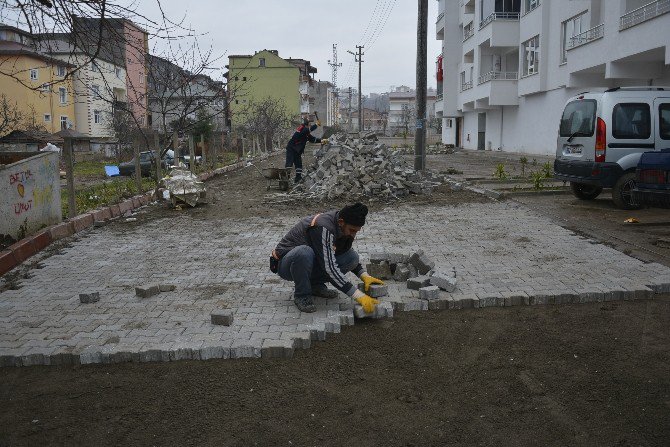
[479,11,520,29]
[477,71,518,84]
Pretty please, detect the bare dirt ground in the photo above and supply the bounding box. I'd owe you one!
[1,147,669,446]
[1,299,668,446]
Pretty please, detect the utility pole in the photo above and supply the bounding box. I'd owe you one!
[348,45,364,132]
[415,0,428,171]
[328,44,342,126]
[348,87,352,132]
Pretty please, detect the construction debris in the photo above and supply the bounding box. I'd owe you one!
[162,168,206,207]
[288,134,445,201]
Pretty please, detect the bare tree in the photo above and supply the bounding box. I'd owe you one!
[0,94,24,135]
[240,97,293,153]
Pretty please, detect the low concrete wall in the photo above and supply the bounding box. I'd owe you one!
[0,151,62,240]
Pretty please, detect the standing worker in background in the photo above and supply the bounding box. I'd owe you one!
[285,114,329,183]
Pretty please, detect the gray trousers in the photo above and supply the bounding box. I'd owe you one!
[277,245,359,298]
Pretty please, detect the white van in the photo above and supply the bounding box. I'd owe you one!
[554,87,670,209]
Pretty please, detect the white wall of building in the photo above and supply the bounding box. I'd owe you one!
[435,0,670,155]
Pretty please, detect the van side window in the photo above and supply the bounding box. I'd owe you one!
[612,103,651,139]
[660,104,670,140]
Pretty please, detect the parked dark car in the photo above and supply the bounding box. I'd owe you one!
[632,148,670,208]
[118,151,173,177]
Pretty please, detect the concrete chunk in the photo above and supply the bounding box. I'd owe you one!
[79,292,100,304]
[135,284,160,298]
[210,310,234,326]
[419,286,440,300]
[366,262,392,280]
[393,265,410,282]
[430,273,457,292]
[368,284,389,298]
[407,275,432,290]
[409,250,435,275]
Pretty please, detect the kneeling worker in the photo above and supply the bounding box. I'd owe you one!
[270,203,384,313]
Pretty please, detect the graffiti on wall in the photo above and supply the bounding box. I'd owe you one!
[1,153,61,239]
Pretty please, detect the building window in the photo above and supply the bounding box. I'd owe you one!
[91,84,100,96]
[30,68,38,81]
[522,35,540,76]
[561,12,587,63]
[59,87,67,104]
[234,76,239,81]
[38,83,50,92]
[60,116,68,130]
[44,114,51,123]
[259,58,266,67]
[94,110,101,124]
[57,65,66,77]
[612,103,651,140]
[242,76,247,81]
[524,0,539,14]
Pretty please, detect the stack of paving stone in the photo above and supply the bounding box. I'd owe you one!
[291,134,444,201]
[365,250,458,300]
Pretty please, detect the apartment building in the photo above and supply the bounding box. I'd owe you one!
[226,50,301,127]
[37,33,127,150]
[71,16,149,127]
[388,86,437,136]
[435,0,670,154]
[0,25,76,134]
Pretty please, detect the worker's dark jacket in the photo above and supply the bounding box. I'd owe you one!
[286,124,320,155]
[274,210,364,297]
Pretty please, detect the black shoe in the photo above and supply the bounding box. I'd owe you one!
[294,295,316,313]
[311,285,339,299]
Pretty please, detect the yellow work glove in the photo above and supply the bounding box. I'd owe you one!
[316,120,322,126]
[353,290,380,314]
[320,138,329,145]
[361,272,384,292]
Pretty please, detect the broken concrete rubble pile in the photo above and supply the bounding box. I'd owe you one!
[291,134,445,201]
[366,249,458,301]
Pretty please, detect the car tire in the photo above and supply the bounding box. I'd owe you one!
[570,182,603,200]
[612,172,642,210]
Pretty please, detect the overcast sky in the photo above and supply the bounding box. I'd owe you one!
[137,0,441,94]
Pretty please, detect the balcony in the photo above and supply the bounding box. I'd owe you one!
[620,0,670,30]
[436,11,445,39]
[567,24,604,50]
[437,12,445,23]
[477,71,518,84]
[460,81,473,92]
[463,21,474,41]
[479,12,520,30]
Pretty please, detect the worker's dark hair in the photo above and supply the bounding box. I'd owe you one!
[339,202,368,226]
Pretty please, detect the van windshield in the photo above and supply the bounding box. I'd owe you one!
[559,99,597,138]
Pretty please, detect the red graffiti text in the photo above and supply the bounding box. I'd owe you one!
[9,170,32,185]
[14,200,33,215]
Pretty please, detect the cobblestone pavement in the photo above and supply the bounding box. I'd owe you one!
[2,201,670,366]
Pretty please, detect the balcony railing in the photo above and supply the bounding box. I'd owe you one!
[477,71,518,84]
[436,12,445,24]
[479,11,520,29]
[463,22,474,41]
[460,81,473,92]
[567,23,604,50]
[619,0,670,30]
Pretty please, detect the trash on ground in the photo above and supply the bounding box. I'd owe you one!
[162,167,207,207]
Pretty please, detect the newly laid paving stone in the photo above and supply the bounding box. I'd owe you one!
[135,284,159,298]
[419,286,440,300]
[79,292,100,304]
[211,310,234,326]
